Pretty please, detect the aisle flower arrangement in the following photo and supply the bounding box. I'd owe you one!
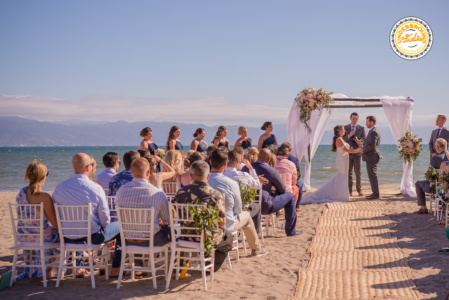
[294,87,334,133]
[237,180,257,211]
[424,166,438,199]
[397,131,422,165]
[437,170,449,210]
[188,204,221,257]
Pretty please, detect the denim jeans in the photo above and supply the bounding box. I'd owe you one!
[64,221,121,268]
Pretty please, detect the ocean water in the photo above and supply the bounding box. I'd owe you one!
[0,145,431,192]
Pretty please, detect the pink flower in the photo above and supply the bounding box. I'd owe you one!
[413,138,418,143]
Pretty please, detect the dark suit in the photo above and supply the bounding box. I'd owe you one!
[415,150,448,206]
[342,124,366,193]
[429,127,449,155]
[288,154,303,207]
[242,160,298,236]
[362,126,381,196]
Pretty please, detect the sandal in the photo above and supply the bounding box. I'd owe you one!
[135,272,148,279]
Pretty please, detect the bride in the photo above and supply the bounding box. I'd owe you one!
[302,125,361,204]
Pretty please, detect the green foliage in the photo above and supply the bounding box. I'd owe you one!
[188,204,220,257]
[237,180,257,211]
[425,166,438,199]
[438,170,449,209]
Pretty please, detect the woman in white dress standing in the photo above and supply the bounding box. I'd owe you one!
[302,125,361,204]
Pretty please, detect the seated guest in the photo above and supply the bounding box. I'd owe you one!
[268,153,277,168]
[246,147,259,163]
[234,126,252,150]
[96,152,120,189]
[173,161,233,271]
[16,161,59,279]
[275,145,301,212]
[89,156,102,186]
[109,150,140,196]
[191,128,208,153]
[223,150,265,235]
[415,138,449,214]
[166,126,183,150]
[242,149,300,236]
[177,152,205,187]
[212,126,231,150]
[115,158,171,274]
[209,148,268,257]
[233,146,246,171]
[52,153,121,278]
[137,148,150,157]
[162,150,184,182]
[281,142,304,212]
[144,155,175,190]
[205,145,217,168]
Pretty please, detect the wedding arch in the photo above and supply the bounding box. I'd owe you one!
[286,93,416,197]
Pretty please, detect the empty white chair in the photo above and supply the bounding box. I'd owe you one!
[166,202,215,291]
[54,204,109,289]
[115,207,169,289]
[106,196,118,255]
[8,202,60,287]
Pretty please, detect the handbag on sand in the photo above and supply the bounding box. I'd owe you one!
[0,270,12,291]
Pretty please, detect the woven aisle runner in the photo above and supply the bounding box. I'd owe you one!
[290,201,420,299]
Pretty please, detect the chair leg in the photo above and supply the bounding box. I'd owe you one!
[29,250,33,278]
[56,250,65,287]
[175,251,180,281]
[131,254,135,281]
[149,250,157,289]
[200,253,207,291]
[210,250,215,282]
[41,249,47,288]
[9,248,18,287]
[241,230,247,255]
[165,248,176,290]
[72,251,76,279]
[88,251,96,289]
[226,253,232,270]
[164,248,169,280]
[103,245,109,280]
[116,249,127,289]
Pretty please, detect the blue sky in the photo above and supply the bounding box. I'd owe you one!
[0,0,447,127]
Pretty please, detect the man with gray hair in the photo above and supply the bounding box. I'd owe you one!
[429,115,449,157]
[173,161,233,271]
[414,138,448,214]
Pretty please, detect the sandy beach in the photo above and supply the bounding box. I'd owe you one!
[1,184,448,299]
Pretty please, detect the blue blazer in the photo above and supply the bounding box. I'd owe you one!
[242,160,287,214]
[288,154,301,178]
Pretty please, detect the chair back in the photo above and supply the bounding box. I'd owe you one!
[8,202,45,247]
[103,189,109,196]
[162,182,179,196]
[107,196,117,222]
[254,184,263,205]
[169,201,205,251]
[54,204,92,246]
[116,207,155,248]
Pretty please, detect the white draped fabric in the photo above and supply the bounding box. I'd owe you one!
[287,100,334,191]
[380,97,415,197]
[287,93,415,196]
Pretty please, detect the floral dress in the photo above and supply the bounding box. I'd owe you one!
[16,187,59,278]
[173,181,226,246]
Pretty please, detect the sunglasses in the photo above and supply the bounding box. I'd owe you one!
[46,171,49,177]
[85,162,94,168]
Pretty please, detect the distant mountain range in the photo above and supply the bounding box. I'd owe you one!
[0,116,434,147]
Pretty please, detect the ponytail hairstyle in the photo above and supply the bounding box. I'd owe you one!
[212,126,227,144]
[140,127,152,138]
[166,126,180,149]
[246,147,259,163]
[193,128,205,138]
[183,152,205,169]
[25,161,47,196]
[261,121,272,130]
[331,125,344,152]
[238,126,247,136]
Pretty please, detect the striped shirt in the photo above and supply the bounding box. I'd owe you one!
[115,178,170,236]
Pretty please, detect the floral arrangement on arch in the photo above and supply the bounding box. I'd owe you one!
[295,87,334,133]
[397,131,422,165]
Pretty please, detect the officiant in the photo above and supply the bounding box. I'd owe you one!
[343,112,366,196]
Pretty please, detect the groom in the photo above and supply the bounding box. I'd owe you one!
[358,116,382,200]
[343,112,366,196]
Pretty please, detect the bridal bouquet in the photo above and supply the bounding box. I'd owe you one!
[266,144,279,154]
[424,166,438,199]
[155,149,166,159]
[295,87,334,133]
[397,132,422,165]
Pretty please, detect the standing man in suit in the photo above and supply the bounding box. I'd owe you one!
[414,138,448,214]
[429,115,449,158]
[343,112,366,197]
[357,116,381,200]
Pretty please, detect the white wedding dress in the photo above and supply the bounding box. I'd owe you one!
[302,143,350,204]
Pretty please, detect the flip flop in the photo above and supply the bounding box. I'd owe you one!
[109,271,131,278]
[135,272,148,279]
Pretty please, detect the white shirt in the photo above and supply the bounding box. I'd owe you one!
[223,167,261,190]
[350,124,357,134]
[52,174,110,236]
[238,162,245,171]
[96,168,117,189]
[115,178,170,236]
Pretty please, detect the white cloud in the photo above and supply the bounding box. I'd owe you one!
[0,93,443,128]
